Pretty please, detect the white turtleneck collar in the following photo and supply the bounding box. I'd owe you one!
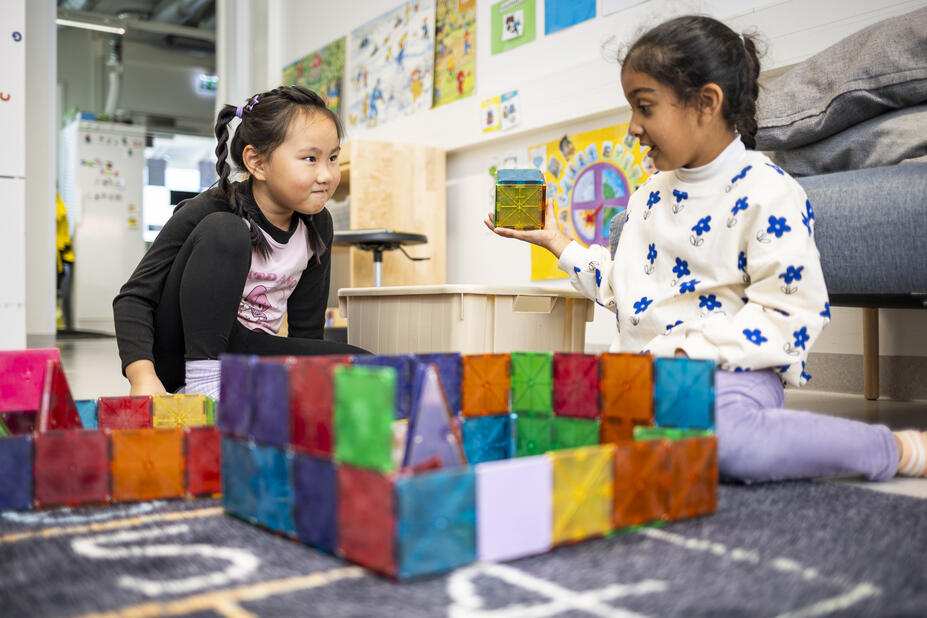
[674,136,746,184]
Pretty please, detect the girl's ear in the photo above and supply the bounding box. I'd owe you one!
[242,145,266,180]
[697,83,724,124]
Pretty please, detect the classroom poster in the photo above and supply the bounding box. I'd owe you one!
[281,38,346,116]
[433,0,476,107]
[529,122,652,280]
[545,0,596,35]
[491,0,536,54]
[346,1,436,129]
[481,94,501,133]
[500,90,521,130]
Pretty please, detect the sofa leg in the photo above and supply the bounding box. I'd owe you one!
[862,308,879,400]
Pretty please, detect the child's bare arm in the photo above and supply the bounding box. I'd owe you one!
[125,360,168,397]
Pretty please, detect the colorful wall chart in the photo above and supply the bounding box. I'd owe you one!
[346,1,436,130]
[528,123,652,280]
[545,0,595,35]
[433,0,476,107]
[282,38,346,116]
[491,0,536,54]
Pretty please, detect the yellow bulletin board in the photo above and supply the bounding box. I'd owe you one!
[528,122,651,280]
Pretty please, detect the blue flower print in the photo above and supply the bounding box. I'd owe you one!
[743,328,768,346]
[765,162,784,175]
[738,251,747,272]
[779,265,804,285]
[806,200,815,221]
[665,319,683,332]
[741,297,749,304]
[821,302,831,319]
[633,297,653,314]
[673,189,688,203]
[573,266,581,273]
[698,294,721,311]
[801,361,813,383]
[767,215,791,238]
[625,213,630,223]
[802,200,815,235]
[731,165,753,184]
[679,279,700,294]
[793,326,810,350]
[647,191,661,209]
[673,257,690,279]
[778,364,791,373]
[595,269,602,286]
[733,367,751,373]
[692,216,711,236]
[647,243,657,264]
[731,197,749,216]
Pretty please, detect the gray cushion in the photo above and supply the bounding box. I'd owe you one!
[608,163,927,297]
[767,104,927,177]
[756,7,927,151]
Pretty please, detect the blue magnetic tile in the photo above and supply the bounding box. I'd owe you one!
[462,414,515,464]
[353,355,414,419]
[653,358,715,430]
[292,454,338,552]
[253,443,296,536]
[218,355,256,436]
[75,400,98,429]
[0,435,32,510]
[497,169,544,184]
[414,353,462,415]
[396,467,477,579]
[221,436,258,522]
[252,361,291,447]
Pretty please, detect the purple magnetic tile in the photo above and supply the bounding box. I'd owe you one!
[353,355,413,419]
[414,354,462,415]
[404,364,466,470]
[218,355,255,436]
[0,435,33,510]
[252,360,291,447]
[476,455,553,562]
[292,454,338,552]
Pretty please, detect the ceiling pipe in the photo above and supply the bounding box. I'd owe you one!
[57,7,216,42]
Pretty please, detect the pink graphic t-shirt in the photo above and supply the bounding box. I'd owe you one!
[237,218,313,334]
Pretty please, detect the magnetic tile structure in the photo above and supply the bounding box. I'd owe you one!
[494,168,546,231]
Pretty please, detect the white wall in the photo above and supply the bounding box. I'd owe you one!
[271,0,927,356]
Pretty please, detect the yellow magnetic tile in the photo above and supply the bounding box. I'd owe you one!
[550,444,615,545]
[152,394,208,428]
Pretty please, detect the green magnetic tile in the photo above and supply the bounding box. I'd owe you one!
[634,426,713,441]
[334,366,396,472]
[515,413,552,457]
[510,352,553,415]
[552,417,600,450]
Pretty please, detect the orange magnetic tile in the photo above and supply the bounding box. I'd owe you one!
[599,353,653,421]
[111,428,185,502]
[600,417,651,445]
[550,444,615,545]
[461,354,510,417]
[612,439,672,528]
[667,436,718,521]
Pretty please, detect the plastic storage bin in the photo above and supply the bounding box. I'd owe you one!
[338,285,594,355]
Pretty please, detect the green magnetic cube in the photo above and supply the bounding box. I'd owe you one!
[334,366,397,472]
[552,417,601,451]
[515,413,552,457]
[510,352,553,415]
[494,169,546,231]
[633,426,713,441]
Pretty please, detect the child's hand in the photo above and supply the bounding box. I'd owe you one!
[483,198,572,258]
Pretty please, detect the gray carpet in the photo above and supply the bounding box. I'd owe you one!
[0,481,924,617]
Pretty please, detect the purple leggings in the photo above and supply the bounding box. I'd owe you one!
[715,370,898,483]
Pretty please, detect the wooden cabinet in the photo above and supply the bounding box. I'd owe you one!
[328,139,446,302]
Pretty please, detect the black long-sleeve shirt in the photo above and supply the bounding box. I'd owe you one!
[112,181,333,374]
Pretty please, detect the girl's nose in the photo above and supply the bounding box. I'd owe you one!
[627,120,644,139]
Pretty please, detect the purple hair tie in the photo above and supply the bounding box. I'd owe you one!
[235,106,243,118]
[245,94,260,112]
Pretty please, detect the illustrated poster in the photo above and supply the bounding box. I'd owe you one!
[491,0,536,54]
[433,0,476,107]
[282,38,346,116]
[347,1,436,129]
[545,0,595,35]
[529,123,652,280]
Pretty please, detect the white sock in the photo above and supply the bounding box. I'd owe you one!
[184,359,222,400]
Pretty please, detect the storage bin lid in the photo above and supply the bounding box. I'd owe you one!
[338,284,588,299]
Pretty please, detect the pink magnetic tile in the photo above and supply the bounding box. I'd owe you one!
[475,455,553,562]
[0,349,60,413]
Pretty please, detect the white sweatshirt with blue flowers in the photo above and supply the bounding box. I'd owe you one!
[557,137,830,387]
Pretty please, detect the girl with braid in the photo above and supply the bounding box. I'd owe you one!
[114,86,367,399]
[487,16,927,481]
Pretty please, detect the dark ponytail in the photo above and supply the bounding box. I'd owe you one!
[620,16,762,148]
[213,85,344,258]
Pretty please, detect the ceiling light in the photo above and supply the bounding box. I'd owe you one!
[56,18,125,35]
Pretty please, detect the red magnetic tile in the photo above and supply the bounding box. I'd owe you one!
[290,356,351,457]
[111,428,185,502]
[186,426,221,496]
[33,430,109,508]
[461,354,510,417]
[337,465,396,577]
[553,353,599,419]
[613,439,672,528]
[599,353,653,421]
[668,436,718,520]
[98,396,152,430]
[37,360,82,432]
